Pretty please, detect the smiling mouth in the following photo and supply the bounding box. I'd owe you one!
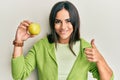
[60,30,68,34]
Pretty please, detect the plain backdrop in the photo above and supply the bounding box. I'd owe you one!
[0,0,119,80]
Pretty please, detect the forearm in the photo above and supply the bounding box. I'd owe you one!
[12,45,36,79]
[12,39,24,58]
[97,57,113,80]
[13,46,23,58]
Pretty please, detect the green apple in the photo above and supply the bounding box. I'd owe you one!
[28,23,40,35]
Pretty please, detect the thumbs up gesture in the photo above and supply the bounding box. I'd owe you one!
[85,39,104,63]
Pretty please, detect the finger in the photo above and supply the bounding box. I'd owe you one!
[85,52,93,56]
[19,20,32,28]
[86,55,96,62]
[86,55,94,62]
[23,20,32,25]
[87,58,94,62]
[20,21,29,27]
[86,55,93,60]
[85,48,93,52]
[85,48,95,55]
[29,35,36,38]
[85,52,94,59]
[91,39,96,49]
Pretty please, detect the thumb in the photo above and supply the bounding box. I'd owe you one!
[91,39,96,48]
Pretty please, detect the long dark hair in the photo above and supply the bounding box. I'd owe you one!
[47,1,80,56]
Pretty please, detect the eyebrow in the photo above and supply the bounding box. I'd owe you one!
[55,18,70,21]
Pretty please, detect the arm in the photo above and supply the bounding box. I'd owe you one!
[13,20,32,58]
[12,20,36,79]
[12,46,36,80]
[85,39,113,80]
[96,55,113,80]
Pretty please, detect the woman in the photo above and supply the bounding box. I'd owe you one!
[12,1,113,80]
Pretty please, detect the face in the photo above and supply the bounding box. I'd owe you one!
[54,8,73,43]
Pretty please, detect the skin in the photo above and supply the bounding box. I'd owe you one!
[54,8,73,44]
[13,20,34,57]
[85,39,113,80]
[13,8,113,80]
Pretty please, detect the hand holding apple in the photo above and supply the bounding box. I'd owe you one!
[28,23,40,35]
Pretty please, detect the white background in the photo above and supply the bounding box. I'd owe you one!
[0,0,119,80]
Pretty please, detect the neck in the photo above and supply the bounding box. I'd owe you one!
[58,38,69,44]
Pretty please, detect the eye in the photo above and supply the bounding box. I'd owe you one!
[66,18,71,23]
[55,19,61,24]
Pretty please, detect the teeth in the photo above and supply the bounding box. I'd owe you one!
[60,31,67,34]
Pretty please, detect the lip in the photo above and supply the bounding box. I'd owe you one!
[60,30,68,34]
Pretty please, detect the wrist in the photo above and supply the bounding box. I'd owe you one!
[13,40,24,47]
[96,57,105,65]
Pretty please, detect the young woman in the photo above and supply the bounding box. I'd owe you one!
[12,1,113,80]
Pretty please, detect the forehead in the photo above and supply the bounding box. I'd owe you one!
[56,8,70,19]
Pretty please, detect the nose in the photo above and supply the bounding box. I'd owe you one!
[61,22,67,29]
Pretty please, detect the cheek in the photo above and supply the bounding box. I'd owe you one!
[69,25,73,32]
[54,25,60,32]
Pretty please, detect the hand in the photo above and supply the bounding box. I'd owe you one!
[85,39,103,63]
[15,20,35,42]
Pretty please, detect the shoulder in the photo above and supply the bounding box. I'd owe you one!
[34,36,49,46]
[33,36,54,48]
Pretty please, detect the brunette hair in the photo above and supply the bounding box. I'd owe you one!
[47,1,80,55]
